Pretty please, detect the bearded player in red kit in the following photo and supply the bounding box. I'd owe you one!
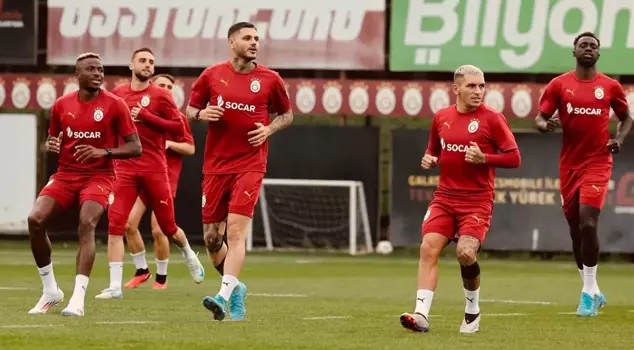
[96,48,205,299]
[400,65,521,334]
[123,74,196,289]
[27,53,142,316]
[186,22,293,321]
[536,32,632,317]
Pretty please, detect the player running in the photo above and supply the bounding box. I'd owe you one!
[535,32,632,317]
[27,53,142,316]
[124,74,196,289]
[400,65,521,333]
[185,22,293,321]
[96,48,204,299]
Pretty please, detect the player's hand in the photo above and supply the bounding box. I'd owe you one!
[74,145,107,163]
[421,154,438,169]
[248,123,272,147]
[537,117,560,133]
[165,140,174,150]
[46,132,63,153]
[198,106,224,122]
[131,102,143,122]
[607,139,621,154]
[465,142,486,164]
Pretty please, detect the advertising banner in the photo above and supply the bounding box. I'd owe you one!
[0,0,37,64]
[3,74,634,119]
[390,0,634,74]
[390,129,634,253]
[47,0,385,70]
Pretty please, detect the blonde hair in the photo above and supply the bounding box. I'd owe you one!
[453,65,483,82]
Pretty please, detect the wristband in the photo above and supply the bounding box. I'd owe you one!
[105,148,112,157]
[195,109,201,121]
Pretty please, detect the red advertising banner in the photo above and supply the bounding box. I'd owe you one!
[0,74,633,120]
[46,0,386,70]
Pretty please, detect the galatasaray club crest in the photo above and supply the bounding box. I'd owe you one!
[94,107,104,122]
[468,118,479,133]
[250,79,260,93]
[141,95,151,107]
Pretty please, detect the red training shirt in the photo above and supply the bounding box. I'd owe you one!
[48,90,137,176]
[188,61,292,174]
[426,104,519,201]
[112,83,184,173]
[539,72,629,170]
[166,112,194,182]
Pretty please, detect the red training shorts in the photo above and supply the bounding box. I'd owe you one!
[138,170,179,204]
[421,196,493,242]
[39,173,114,209]
[560,166,611,221]
[108,172,177,236]
[202,172,265,224]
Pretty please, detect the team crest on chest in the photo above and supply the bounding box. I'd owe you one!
[467,118,479,133]
[594,86,604,100]
[141,95,151,107]
[250,78,261,93]
[93,108,104,122]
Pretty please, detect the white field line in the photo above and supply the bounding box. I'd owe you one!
[303,316,350,320]
[0,324,58,329]
[250,293,307,297]
[481,299,555,305]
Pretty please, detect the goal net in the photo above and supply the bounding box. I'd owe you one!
[247,179,373,255]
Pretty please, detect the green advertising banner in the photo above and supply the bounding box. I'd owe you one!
[390,0,634,74]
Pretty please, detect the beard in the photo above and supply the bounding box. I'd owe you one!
[134,71,151,82]
[84,86,100,93]
[575,56,597,68]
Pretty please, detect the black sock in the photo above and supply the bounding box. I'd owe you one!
[155,274,167,284]
[215,256,226,276]
[135,268,150,276]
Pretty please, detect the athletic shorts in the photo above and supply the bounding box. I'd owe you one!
[560,166,611,221]
[201,172,265,224]
[139,170,179,204]
[421,196,494,242]
[39,173,114,209]
[108,172,177,236]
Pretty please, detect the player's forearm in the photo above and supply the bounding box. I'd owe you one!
[168,141,195,156]
[614,114,633,144]
[269,110,293,134]
[484,149,521,168]
[185,106,201,121]
[138,109,184,135]
[109,139,142,159]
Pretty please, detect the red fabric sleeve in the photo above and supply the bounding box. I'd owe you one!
[269,73,291,115]
[48,101,61,137]
[114,98,137,138]
[425,116,441,157]
[189,68,211,109]
[539,78,561,116]
[610,80,629,115]
[485,148,521,168]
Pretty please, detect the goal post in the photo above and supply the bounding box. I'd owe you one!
[246,178,374,255]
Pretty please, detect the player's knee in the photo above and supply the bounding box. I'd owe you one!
[204,223,224,253]
[419,240,442,262]
[78,215,99,235]
[579,216,597,234]
[151,227,164,240]
[456,247,477,266]
[27,211,46,231]
[124,221,136,235]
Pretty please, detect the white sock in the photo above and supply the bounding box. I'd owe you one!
[218,274,238,300]
[582,264,600,295]
[578,268,584,282]
[177,240,195,259]
[37,263,58,294]
[414,289,434,318]
[109,262,123,290]
[131,251,148,270]
[69,274,89,305]
[156,259,168,276]
[464,288,480,314]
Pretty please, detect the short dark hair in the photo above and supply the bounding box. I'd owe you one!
[228,22,256,38]
[574,32,600,47]
[151,74,175,84]
[131,47,154,59]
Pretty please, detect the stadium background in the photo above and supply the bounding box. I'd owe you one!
[1,0,634,255]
